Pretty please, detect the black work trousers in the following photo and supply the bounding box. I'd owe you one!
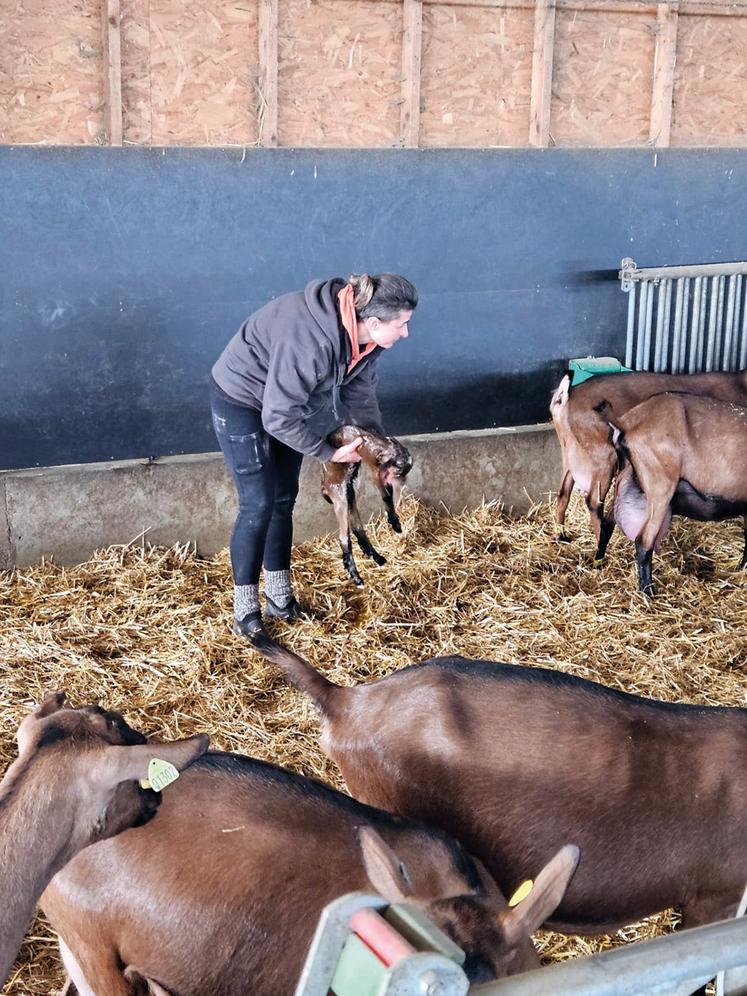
[210,381,303,586]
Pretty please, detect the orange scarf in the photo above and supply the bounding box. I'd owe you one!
[338,284,376,373]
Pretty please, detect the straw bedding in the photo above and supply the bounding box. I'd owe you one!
[1,493,745,994]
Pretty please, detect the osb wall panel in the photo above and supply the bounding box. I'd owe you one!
[147,0,258,145]
[278,0,402,147]
[0,0,104,144]
[551,9,656,146]
[420,3,534,147]
[671,13,747,147]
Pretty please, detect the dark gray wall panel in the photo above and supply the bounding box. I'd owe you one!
[1,146,746,470]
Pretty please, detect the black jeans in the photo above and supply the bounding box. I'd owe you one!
[210,381,303,586]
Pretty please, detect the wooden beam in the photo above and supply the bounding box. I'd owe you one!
[101,0,123,146]
[529,0,556,147]
[401,0,423,147]
[650,1,679,146]
[411,0,746,17]
[258,0,279,147]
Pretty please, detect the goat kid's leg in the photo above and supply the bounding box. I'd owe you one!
[381,483,402,533]
[554,470,574,542]
[349,495,386,566]
[330,488,364,587]
[739,516,747,570]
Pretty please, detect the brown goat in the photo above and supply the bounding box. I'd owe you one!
[322,425,413,587]
[611,392,747,594]
[252,634,747,939]
[0,692,208,988]
[549,369,747,563]
[42,751,578,995]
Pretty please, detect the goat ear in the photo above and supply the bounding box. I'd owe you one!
[36,691,67,718]
[358,827,413,902]
[501,845,579,943]
[100,734,210,788]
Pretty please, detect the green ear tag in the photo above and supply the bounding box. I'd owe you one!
[508,880,533,908]
[139,758,180,793]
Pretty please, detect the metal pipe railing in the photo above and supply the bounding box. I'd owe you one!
[471,916,747,996]
[620,257,747,375]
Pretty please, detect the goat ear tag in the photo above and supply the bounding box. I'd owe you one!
[508,880,533,908]
[139,758,180,792]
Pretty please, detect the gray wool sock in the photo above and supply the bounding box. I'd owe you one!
[234,584,260,621]
[264,569,293,607]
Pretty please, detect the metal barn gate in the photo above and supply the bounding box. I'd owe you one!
[620,258,747,374]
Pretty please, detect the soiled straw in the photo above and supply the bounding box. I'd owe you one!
[1,494,744,994]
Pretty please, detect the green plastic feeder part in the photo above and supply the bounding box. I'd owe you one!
[331,933,389,996]
[568,356,632,386]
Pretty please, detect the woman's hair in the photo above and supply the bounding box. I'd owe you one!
[348,273,418,321]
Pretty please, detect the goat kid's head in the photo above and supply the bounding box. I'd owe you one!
[14,692,208,854]
[378,438,413,508]
[359,828,579,983]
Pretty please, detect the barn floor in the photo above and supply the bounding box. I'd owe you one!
[1,494,745,994]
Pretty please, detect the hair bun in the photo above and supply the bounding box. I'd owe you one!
[349,273,376,310]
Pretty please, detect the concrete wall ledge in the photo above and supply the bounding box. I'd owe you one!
[0,424,561,569]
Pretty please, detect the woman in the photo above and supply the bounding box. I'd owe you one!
[210,272,417,640]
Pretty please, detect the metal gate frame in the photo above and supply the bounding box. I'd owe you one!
[620,257,747,374]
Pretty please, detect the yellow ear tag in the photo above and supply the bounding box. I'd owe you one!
[508,880,533,908]
[139,758,180,793]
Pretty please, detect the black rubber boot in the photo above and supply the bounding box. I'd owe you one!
[264,593,304,622]
[232,610,268,642]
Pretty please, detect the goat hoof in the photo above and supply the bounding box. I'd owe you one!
[640,584,656,597]
[389,519,402,534]
[372,553,387,567]
[592,557,605,569]
[553,531,571,543]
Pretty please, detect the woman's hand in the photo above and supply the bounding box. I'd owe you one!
[330,437,363,463]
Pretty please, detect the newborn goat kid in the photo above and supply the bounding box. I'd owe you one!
[322,425,412,586]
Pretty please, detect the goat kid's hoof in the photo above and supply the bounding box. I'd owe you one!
[552,527,571,543]
[372,552,387,567]
[389,518,403,534]
[640,584,656,598]
[592,556,605,569]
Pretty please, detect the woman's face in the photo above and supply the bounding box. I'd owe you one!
[361,309,412,349]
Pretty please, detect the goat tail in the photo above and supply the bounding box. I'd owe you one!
[251,633,339,712]
[608,418,628,471]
